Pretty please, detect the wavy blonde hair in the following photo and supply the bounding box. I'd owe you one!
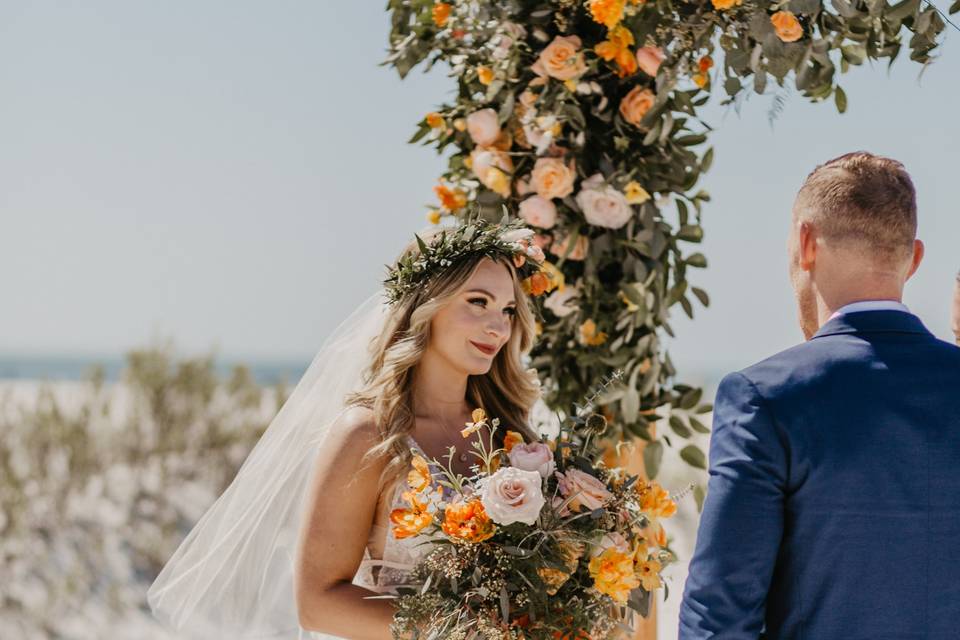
[345,228,542,490]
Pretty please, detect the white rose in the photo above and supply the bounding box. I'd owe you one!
[480,466,546,526]
[466,108,501,147]
[518,195,557,229]
[575,173,633,229]
[507,442,556,478]
[500,228,535,243]
[544,284,580,318]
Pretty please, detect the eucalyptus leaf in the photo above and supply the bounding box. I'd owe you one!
[834,85,848,114]
[680,445,708,470]
[643,440,664,479]
[669,415,693,438]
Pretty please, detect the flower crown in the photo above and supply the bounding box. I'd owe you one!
[383,216,547,306]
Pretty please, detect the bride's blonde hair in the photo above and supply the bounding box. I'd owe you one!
[345,227,542,490]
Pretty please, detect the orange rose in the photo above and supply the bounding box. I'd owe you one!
[588,0,626,28]
[619,86,655,128]
[477,65,494,85]
[523,271,552,296]
[692,72,709,88]
[771,11,803,42]
[390,491,433,539]
[425,112,444,128]
[431,2,452,27]
[503,430,525,452]
[532,35,587,82]
[442,498,496,543]
[433,184,467,211]
[711,0,742,9]
[698,55,714,73]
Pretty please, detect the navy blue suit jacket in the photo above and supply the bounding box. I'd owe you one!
[679,311,960,639]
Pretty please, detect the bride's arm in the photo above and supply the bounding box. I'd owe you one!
[294,406,398,640]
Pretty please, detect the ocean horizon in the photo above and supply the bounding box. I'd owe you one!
[0,353,311,386]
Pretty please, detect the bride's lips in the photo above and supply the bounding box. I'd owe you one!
[470,340,497,356]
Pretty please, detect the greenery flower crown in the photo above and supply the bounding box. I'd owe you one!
[383,215,548,306]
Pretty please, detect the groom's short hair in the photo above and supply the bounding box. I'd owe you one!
[794,151,917,261]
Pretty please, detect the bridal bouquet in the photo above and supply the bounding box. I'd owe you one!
[388,408,678,639]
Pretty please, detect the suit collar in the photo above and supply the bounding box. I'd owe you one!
[812,309,932,340]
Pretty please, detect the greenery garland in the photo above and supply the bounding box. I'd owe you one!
[382,0,954,488]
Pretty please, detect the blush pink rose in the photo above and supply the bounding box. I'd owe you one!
[635,46,665,77]
[466,108,501,147]
[508,441,556,478]
[519,195,558,229]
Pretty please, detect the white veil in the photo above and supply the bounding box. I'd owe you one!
[147,288,391,639]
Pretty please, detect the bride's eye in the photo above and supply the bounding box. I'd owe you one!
[504,307,517,317]
[468,297,487,308]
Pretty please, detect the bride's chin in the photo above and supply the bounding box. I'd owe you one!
[463,356,494,376]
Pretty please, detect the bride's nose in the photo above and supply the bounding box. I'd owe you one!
[484,313,509,340]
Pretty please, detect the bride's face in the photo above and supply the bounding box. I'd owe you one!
[429,258,517,376]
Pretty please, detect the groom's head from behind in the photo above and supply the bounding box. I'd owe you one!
[788,151,925,339]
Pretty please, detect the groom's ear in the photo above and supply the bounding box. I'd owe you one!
[798,221,817,271]
[904,239,924,280]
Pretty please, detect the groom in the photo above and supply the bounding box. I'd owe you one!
[678,152,960,638]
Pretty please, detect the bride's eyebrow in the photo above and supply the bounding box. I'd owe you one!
[465,288,516,305]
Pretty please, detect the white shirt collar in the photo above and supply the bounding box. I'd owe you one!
[829,300,910,321]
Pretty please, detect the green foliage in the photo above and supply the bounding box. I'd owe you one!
[382,0,946,480]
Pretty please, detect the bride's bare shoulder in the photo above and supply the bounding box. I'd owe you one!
[323,405,385,466]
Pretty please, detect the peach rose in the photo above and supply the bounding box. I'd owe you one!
[466,108,501,147]
[711,0,742,9]
[469,147,514,197]
[549,232,589,260]
[771,11,803,43]
[531,35,587,82]
[518,195,557,229]
[554,468,612,513]
[530,157,576,200]
[635,46,665,77]
[619,86,656,128]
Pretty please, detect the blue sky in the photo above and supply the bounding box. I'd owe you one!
[1,2,957,378]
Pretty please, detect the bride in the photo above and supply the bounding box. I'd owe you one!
[148,217,551,639]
